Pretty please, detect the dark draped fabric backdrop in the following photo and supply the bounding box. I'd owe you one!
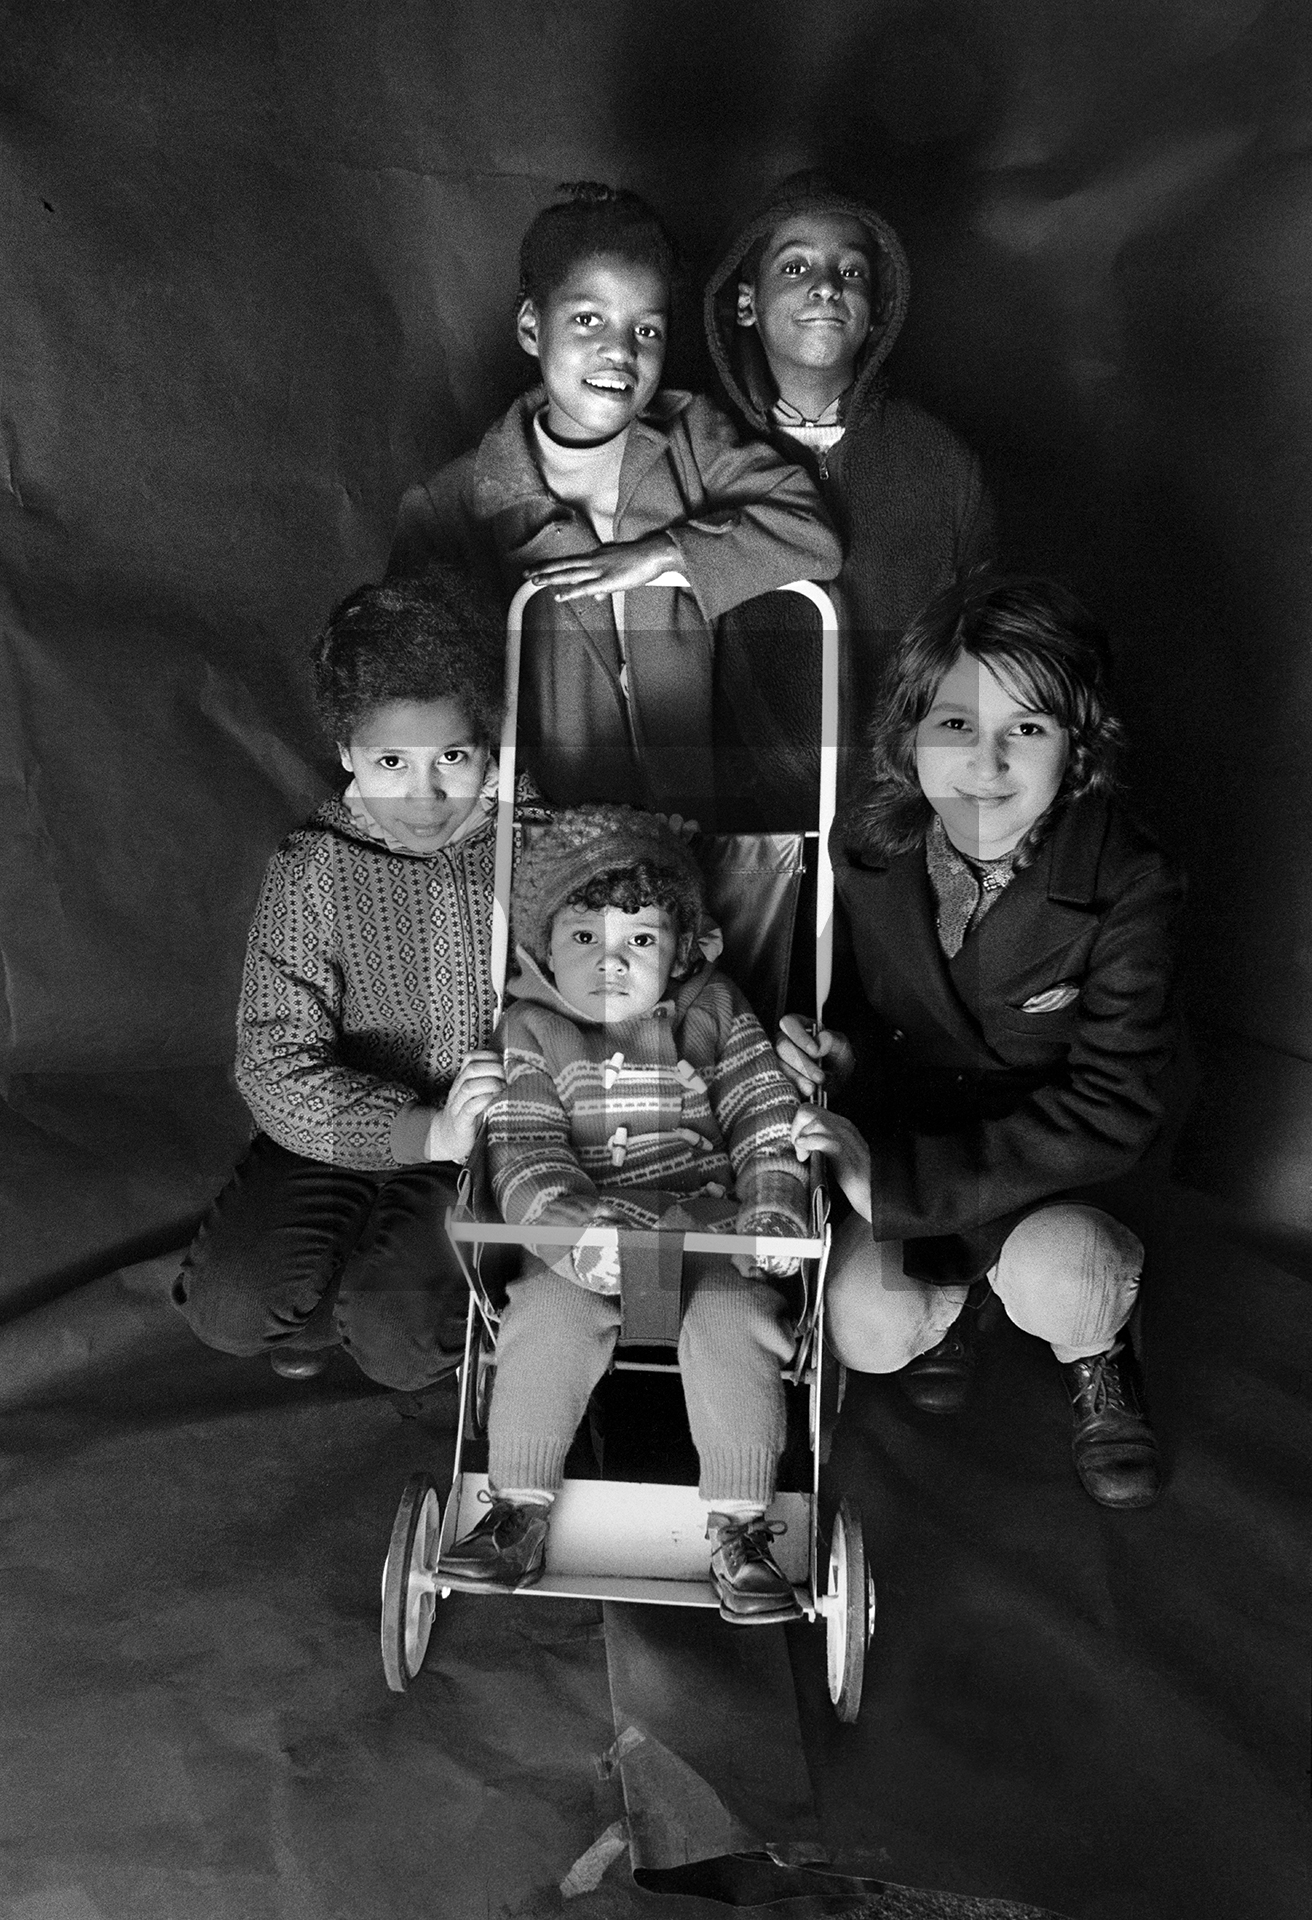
[3,3,1310,1290]
[2,13,1309,1920]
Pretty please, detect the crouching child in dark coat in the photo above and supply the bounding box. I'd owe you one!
[783,575,1184,1509]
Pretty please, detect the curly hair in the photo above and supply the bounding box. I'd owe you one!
[312,567,504,746]
[567,861,696,929]
[511,806,704,968]
[517,180,683,309]
[843,574,1126,861]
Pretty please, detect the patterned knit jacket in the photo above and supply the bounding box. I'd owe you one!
[236,791,540,1171]
[486,953,807,1237]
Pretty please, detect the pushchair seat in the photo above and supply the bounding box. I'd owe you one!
[453,811,820,1350]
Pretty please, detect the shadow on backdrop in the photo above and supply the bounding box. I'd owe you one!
[1,3,1309,1916]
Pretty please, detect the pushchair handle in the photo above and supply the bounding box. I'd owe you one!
[494,574,839,1029]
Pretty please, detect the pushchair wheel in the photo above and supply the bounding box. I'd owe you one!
[466,1328,496,1440]
[381,1472,441,1693]
[826,1497,874,1723]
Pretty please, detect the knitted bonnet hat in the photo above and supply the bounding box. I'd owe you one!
[513,805,705,967]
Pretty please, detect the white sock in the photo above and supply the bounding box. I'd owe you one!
[706,1501,766,1528]
[494,1487,555,1508]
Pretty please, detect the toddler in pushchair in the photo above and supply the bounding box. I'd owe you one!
[445,804,808,1622]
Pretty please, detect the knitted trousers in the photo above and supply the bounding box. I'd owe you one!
[488,1254,795,1508]
[826,1202,1144,1372]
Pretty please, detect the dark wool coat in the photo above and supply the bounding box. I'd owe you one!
[703,175,995,821]
[828,796,1184,1284]
[388,387,840,820]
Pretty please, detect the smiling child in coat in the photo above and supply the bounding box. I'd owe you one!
[784,575,1184,1509]
[391,182,840,821]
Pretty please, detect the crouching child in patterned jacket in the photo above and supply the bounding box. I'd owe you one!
[174,570,543,1393]
[443,806,810,1623]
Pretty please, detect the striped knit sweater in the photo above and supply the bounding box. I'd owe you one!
[486,957,807,1237]
[236,791,541,1171]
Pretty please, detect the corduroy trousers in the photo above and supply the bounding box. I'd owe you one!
[488,1255,796,1509]
[173,1134,468,1390]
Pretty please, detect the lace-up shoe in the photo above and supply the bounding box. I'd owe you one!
[898,1279,998,1413]
[708,1513,803,1625]
[442,1495,550,1587]
[1061,1340,1160,1509]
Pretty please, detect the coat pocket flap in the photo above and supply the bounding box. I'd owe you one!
[1015,982,1080,1014]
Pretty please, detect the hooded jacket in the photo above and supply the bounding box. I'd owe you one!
[235,788,547,1172]
[704,175,995,816]
[389,386,841,819]
[485,949,807,1238]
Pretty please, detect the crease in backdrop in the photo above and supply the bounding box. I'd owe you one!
[0,5,1309,1917]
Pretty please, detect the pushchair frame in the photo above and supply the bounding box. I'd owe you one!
[380,574,874,1720]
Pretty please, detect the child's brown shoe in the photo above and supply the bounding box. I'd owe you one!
[442,1495,550,1588]
[708,1513,803,1625]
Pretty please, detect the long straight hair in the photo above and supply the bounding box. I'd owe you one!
[843,574,1126,860]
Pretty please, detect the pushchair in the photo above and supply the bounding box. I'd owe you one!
[380,575,874,1721]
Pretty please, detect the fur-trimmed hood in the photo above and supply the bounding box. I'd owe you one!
[703,171,911,436]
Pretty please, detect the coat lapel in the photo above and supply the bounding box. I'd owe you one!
[616,395,691,523]
[949,864,1095,1018]
[472,390,627,701]
[846,848,995,1060]
[616,419,672,524]
[842,797,1114,1066]
[948,798,1111,1020]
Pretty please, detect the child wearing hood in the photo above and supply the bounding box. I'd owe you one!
[704,171,994,809]
[390,182,841,822]
[442,806,810,1623]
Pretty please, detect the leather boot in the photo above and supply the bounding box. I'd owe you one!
[897,1283,990,1413]
[1061,1340,1160,1509]
[441,1495,550,1588]
[708,1513,803,1625]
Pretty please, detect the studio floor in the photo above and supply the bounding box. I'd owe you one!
[1,1097,1307,1920]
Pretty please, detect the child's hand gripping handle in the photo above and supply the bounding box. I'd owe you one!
[425,1050,506,1165]
[776,1013,853,1103]
[780,1016,872,1223]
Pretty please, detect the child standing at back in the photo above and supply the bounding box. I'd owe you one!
[391,182,841,821]
[704,172,994,809]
